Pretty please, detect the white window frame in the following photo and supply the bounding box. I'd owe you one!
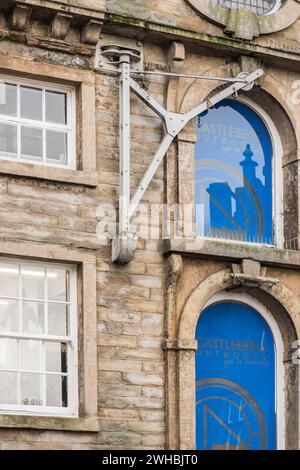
[268,0,283,15]
[0,257,78,418]
[0,74,76,170]
[196,96,284,250]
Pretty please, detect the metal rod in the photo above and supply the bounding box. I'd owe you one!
[97,67,249,83]
[131,70,248,83]
[128,68,264,215]
[129,134,174,219]
[184,69,264,121]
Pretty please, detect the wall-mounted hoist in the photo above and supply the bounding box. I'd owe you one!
[100,45,264,264]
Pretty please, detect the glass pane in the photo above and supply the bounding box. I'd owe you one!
[0,371,17,404]
[216,0,278,16]
[45,342,67,373]
[0,300,19,332]
[0,82,17,116]
[21,265,45,299]
[46,374,68,407]
[21,127,43,160]
[19,340,43,371]
[46,91,67,124]
[20,86,42,121]
[22,301,45,334]
[46,131,67,164]
[0,338,18,370]
[47,268,68,302]
[20,372,43,406]
[195,301,276,450]
[195,99,273,245]
[0,123,17,156]
[48,304,68,336]
[0,262,18,298]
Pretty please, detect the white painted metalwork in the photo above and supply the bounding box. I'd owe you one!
[108,46,264,263]
[131,70,251,82]
[119,55,131,235]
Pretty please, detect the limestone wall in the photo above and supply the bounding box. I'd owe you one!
[0,0,298,450]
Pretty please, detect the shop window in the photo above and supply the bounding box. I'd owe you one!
[195,299,279,450]
[195,99,274,245]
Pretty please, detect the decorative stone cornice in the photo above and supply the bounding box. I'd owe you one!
[0,0,104,56]
[186,0,300,40]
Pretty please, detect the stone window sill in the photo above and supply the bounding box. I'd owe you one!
[0,160,98,187]
[164,239,300,268]
[0,414,100,432]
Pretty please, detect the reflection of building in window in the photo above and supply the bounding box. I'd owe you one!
[195,99,273,245]
[215,0,282,16]
[207,144,270,242]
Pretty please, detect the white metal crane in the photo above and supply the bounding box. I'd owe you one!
[101,45,264,264]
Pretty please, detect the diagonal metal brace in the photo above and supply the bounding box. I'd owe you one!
[110,49,264,263]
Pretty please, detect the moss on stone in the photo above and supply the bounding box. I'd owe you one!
[104,11,261,55]
[105,13,145,27]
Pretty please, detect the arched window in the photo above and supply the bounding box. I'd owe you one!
[195,99,280,245]
[195,294,284,450]
[215,0,282,16]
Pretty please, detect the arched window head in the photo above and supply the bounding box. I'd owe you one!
[215,0,282,16]
[195,100,274,245]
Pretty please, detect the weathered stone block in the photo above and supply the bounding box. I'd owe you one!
[122,373,163,386]
[99,359,142,372]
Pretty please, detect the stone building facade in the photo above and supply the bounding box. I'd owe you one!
[0,0,298,450]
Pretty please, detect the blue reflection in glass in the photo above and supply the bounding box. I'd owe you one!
[195,301,276,450]
[195,99,273,244]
